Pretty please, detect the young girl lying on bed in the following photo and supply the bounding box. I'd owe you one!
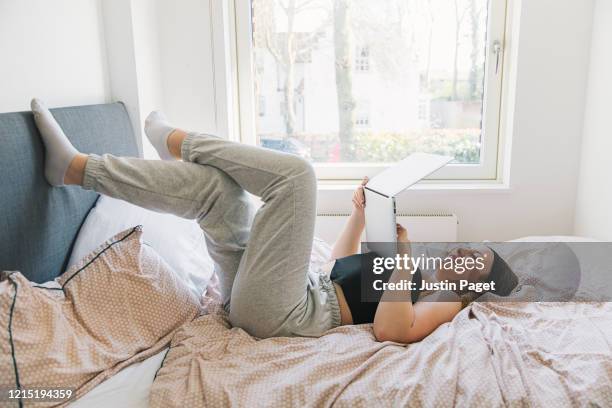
[31,98,517,343]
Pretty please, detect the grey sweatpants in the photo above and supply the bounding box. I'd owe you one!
[82,133,341,338]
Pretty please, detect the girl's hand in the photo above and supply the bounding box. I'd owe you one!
[397,223,409,242]
[352,177,369,211]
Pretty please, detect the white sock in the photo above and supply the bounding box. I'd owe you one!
[144,111,176,160]
[31,98,78,186]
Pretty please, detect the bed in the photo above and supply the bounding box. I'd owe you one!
[1,103,611,407]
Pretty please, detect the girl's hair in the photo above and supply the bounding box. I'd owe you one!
[488,248,519,296]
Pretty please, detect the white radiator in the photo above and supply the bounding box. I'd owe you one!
[315,213,458,245]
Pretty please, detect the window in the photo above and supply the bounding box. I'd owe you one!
[417,95,430,125]
[355,101,370,128]
[355,46,370,72]
[233,0,508,180]
[355,113,369,128]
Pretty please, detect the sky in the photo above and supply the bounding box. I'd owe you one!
[262,0,488,77]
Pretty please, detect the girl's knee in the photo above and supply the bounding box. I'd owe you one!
[196,176,253,247]
[283,156,316,197]
[288,156,315,181]
[218,192,253,247]
[228,307,274,338]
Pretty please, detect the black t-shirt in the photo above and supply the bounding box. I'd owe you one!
[330,252,422,324]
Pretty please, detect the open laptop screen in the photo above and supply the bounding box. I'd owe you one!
[365,153,453,197]
[363,153,452,256]
[364,187,397,258]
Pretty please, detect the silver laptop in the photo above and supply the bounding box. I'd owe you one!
[364,153,453,257]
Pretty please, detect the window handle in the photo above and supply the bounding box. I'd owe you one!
[493,40,503,75]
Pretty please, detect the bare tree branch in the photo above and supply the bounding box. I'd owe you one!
[278,0,289,14]
[295,0,330,12]
[299,15,331,49]
[294,0,319,12]
[265,30,285,66]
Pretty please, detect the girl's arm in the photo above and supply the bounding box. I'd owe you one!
[330,177,368,260]
[372,227,418,340]
[373,226,462,343]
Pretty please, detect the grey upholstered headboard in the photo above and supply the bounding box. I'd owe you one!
[0,102,140,283]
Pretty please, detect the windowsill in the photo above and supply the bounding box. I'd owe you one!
[317,179,511,192]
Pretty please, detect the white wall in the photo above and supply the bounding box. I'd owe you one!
[99,0,219,157]
[318,0,594,241]
[106,0,595,242]
[574,0,612,241]
[155,0,217,135]
[100,0,168,157]
[0,0,597,242]
[99,0,145,155]
[0,0,109,112]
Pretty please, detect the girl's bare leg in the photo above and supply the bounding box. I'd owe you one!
[167,129,188,159]
[64,154,88,185]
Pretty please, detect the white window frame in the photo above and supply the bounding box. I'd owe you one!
[228,0,508,182]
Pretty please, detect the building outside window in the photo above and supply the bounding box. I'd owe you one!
[355,46,370,72]
[235,0,507,180]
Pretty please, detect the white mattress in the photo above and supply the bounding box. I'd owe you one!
[68,349,168,408]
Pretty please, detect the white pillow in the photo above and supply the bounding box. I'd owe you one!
[68,196,214,297]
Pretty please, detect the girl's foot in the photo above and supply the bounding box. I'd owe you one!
[31,98,78,186]
[144,111,177,160]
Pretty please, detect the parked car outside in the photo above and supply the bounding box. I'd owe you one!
[260,137,312,160]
